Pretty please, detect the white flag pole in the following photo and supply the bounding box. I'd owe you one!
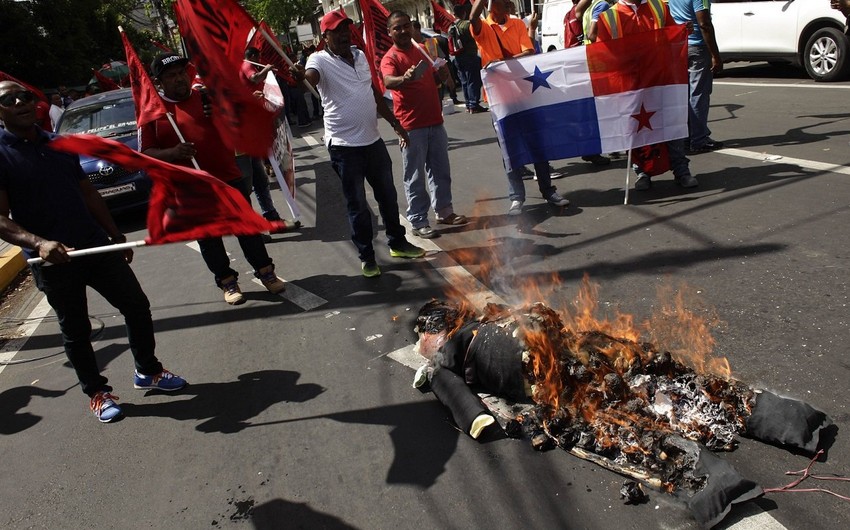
[165,113,201,170]
[258,26,321,99]
[27,240,147,265]
[624,148,632,205]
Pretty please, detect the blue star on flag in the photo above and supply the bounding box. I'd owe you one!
[523,66,553,93]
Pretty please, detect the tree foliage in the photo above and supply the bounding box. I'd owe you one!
[243,0,318,34]
[0,0,170,89]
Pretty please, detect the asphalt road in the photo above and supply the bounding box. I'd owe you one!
[1,62,849,529]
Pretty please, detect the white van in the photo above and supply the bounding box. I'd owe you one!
[541,0,571,52]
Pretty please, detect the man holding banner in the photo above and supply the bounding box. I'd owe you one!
[469,0,570,216]
[294,10,425,278]
[595,0,698,191]
[140,54,286,305]
[0,80,187,423]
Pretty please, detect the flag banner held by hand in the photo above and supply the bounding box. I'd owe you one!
[431,1,456,33]
[358,0,393,93]
[121,29,168,128]
[50,135,283,244]
[481,26,688,171]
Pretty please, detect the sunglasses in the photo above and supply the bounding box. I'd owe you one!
[0,90,35,107]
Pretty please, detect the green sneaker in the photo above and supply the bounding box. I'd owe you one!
[362,260,381,278]
[389,242,425,259]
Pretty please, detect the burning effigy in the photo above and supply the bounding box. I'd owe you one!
[412,280,833,527]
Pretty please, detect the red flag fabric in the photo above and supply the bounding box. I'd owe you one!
[50,134,283,244]
[121,30,168,128]
[431,1,456,33]
[92,68,121,91]
[150,39,173,53]
[0,70,47,103]
[248,21,295,85]
[173,0,275,157]
[358,0,393,93]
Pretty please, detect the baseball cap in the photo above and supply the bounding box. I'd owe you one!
[150,53,190,78]
[320,10,353,33]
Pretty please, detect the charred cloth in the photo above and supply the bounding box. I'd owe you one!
[414,299,833,528]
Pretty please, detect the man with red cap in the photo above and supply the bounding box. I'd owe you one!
[292,11,425,278]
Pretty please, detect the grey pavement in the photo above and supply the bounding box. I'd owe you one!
[1,63,849,529]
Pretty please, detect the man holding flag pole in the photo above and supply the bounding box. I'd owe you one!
[0,80,187,423]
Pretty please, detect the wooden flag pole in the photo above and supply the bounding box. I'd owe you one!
[27,240,148,265]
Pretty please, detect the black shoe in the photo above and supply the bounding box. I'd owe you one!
[582,154,611,166]
[688,139,724,154]
[515,166,534,178]
[469,104,489,114]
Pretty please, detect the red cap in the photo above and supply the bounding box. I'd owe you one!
[320,10,353,33]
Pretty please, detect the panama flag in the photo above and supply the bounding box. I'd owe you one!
[482,25,688,171]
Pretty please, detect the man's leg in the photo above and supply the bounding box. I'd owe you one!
[198,237,239,286]
[425,124,455,220]
[228,175,275,272]
[688,45,713,149]
[401,127,432,230]
[455,59,473,110]
[330,144,377,262]
[31,263,109,396]
[84,253,163,377]
[363,140,408,249]
[467,56,483,108]
[667,139,697,187]
[251,157,281,220]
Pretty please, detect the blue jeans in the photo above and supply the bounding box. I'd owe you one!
[197,176,273,286]
[667,138,691,179]
[507,161,556,202]
[454,54,482,109]
[236,155,281,221]
[31,252,163,397]
[401,124,454,228]
[328,139,408,262]
[687,45,713,148]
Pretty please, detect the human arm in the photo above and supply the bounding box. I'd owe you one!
[248,63,274,84]
[78,179,133,262]
[470,0,486,33]
[575,0,592,19]
[138,121,197,164]
[696,7,723,75]
[0,190,72,264]
[372,84,409,149]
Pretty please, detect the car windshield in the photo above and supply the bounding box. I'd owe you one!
[57,97,137,138]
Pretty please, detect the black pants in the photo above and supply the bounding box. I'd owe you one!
[32,252,163,397]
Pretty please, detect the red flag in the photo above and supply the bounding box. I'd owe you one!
[50,134,283,244]
[173,0,275,157]
[358,0,393,93]
[249,20,295,85]
[121,30,168,128]
[92,68,121,91]
[431,1,456,33]
[0,70,47,103]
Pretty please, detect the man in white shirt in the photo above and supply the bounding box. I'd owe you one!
[48,93,64,131]
[293,10,425,278]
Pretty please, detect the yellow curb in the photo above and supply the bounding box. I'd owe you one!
[0,246,26,291]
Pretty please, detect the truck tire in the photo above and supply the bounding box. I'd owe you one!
[803,27,850,82]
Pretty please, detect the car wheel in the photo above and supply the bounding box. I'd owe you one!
[803,27,850,82]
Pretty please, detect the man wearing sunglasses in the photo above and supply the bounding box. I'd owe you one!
[0,80,187,423]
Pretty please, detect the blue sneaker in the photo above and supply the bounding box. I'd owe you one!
[134,369,187,391]
[90,391,122,423]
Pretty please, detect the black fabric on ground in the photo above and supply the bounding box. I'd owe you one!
[465,322,527,401]
[430,367,488,432]
[745,390,832,454]
[687,447,763,528]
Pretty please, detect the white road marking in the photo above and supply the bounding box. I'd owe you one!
[185,241,201,252]
[250,278,328,311]
[716,81,850,89]
[301,134,320,147]
[717,148,850,177]
[0,297,53,376]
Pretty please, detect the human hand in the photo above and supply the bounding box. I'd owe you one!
[171,142,197,161]
[530,12,539,32]
[394,123,409,149]
[37,240,72,264]
[711,54,723,75]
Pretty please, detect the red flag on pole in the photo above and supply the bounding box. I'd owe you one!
[120,29,168,128]
[248,20,295,85]
[50,134,283,244]
[150,39,173,53]
[92,68,121,91]
[357,0,393,93]
[431,1,456,33]
[172,0,275,157]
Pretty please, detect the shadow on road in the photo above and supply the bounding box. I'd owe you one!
[0,385,67,435]
[250,498,359,529]
[121,370,325,434]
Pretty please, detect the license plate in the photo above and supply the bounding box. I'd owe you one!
[98,183,136,197]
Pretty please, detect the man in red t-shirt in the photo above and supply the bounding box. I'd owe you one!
[380,11,468,239]
[139,53,286,305]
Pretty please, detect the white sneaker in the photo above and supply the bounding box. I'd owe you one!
[508,200,523,216]
[545,190,569,207]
